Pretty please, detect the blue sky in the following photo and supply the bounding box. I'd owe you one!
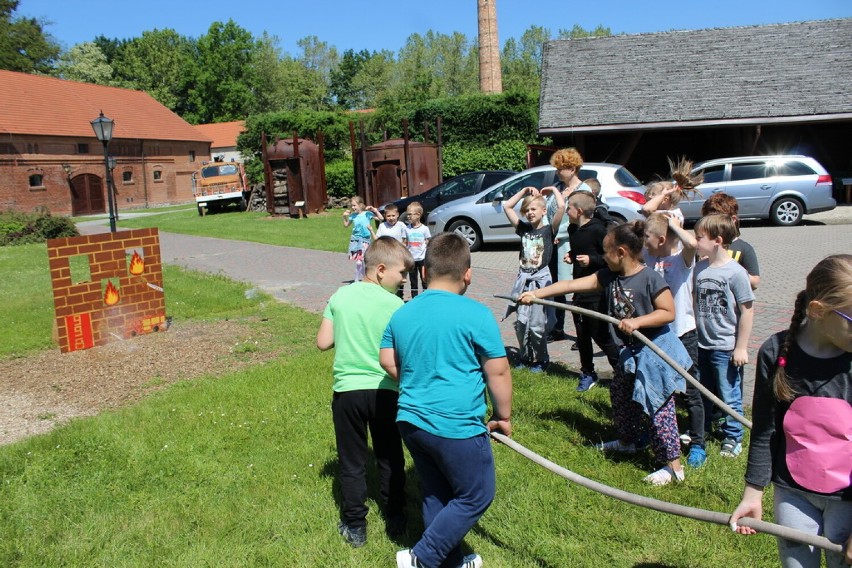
[20,0,852,56]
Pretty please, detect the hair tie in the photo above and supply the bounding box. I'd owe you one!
[777,356,787,368]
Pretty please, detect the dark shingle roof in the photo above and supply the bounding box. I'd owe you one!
[539,19,852,134]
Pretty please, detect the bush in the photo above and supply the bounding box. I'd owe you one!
[0,210,79,246]
[325,159,355,198]
[442,140,529,177]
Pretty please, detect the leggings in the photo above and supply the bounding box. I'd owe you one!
[610,371,680,464]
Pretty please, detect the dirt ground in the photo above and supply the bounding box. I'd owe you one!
[0,320,278,446]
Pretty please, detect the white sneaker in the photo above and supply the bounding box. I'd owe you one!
[457,554,483,568]
[396,549,424,568]
[679,433,692,446]
[643,465,685,486]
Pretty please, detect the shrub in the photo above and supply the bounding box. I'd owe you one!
[442,140,529,177]
[0,210,79,246]
[325,159,355,198]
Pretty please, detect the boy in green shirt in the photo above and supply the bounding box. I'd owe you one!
[316,236,415,547]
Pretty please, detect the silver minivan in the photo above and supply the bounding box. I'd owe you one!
[682,155,836,226]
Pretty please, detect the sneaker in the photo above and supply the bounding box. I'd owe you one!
[576,372,598,392]
[338,521,366,548]
[679,433,692,446]
[643,465,685,486]
[396,549,425,568]
[513,361,527,370]
[686,446,707,468]
[546,330,566,342]
[720,439,743,458]
[456,554,483,568]
[571,342,580,351]
[596,439,637,453]
[528,362,549,373]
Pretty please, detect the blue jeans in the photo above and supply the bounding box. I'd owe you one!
[698,348,743,442]
[398,422,495,568]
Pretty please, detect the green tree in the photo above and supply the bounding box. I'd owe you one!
[53,41,113,84]
[501,25,551,94]
[186,20,260,124]
[557,24,612,39]
[390,30,478,103]
[0,0,59,73]
[330,48,395,110]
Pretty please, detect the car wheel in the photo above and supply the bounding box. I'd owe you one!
[447,219,483,251]
[770,197,803,226]
[239,197,248,212]
[197,205,204,216]
[609,213,627,224]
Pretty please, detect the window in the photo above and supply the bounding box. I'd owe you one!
[153,169,163,181]
[730,162,767,182]
[483,171,550,202]
[189,150,196,163]
[773,161,816,177]
[699,164,726,184]
[122,171,133,183]
[29,174,44,187]
[482,172,508,189]
[77,143,89,154]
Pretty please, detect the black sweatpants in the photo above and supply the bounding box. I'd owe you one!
[331,389,406,529]
[572,295,620,376]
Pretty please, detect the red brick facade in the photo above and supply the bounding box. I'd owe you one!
[47,228,167,353]
[0,134,210,215]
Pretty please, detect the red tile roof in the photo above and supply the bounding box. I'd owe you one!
[194,121,246,149]
[0,70,211,143]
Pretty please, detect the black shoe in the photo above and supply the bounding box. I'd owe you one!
[338,521,367,548]
[386,512,407,538]
[570,342,579,351]
[547,330,567,342]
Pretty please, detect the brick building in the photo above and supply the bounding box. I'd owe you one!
[0,70,212,216]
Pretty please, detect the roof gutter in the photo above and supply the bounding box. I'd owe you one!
[538,112,852,135]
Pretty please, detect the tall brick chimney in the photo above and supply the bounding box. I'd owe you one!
[477,0,503,94]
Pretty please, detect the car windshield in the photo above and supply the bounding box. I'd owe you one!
[201,164,238,178]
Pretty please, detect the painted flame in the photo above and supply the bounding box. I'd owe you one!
[129,251,145,275]
[104,281,120,306]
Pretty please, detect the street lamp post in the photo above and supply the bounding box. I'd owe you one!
[90,111,117,232]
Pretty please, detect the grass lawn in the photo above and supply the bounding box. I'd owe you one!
[0,243,777,566]
[118,209,350,253]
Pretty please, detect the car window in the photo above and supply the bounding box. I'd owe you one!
[482,172,510,189]
[441,176,478,196]
[613,167,643,187]
[730,162,767,182]
[578,168,599,182]
[698,164,725,184]
[483,171,550,201]
[772,161,817,177]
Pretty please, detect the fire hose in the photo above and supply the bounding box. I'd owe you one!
[493,295,845,554]
[495,294,751,429]
[490,431,844,554]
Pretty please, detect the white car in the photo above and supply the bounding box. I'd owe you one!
[427,163,646,250]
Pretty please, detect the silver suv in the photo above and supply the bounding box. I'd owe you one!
[427,163,645,250]
[683,155,836,226]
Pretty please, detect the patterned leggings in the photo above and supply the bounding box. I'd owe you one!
[610,371,681,464]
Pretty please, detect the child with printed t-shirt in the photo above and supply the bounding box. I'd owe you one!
[693,214,755,458]
[405,201,431,299]
[504,185,565,372]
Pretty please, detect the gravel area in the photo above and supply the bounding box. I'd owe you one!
[0,319,277,445]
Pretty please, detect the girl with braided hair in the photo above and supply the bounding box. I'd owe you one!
[731,254,852,568]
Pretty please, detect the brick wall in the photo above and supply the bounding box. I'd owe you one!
[0,134,210,215]
[47,228,167,353]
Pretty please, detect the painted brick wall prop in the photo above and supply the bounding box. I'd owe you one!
[47,228,167,353]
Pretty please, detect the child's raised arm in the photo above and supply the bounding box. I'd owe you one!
[342,209,352,227]
[668,214,698,266]
[641,185,677,216]
[502,186,537,228]
[542,186,566,233]
[366,205,384,222]
[518,272,602,304]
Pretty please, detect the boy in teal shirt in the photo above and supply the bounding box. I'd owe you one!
[316,236,414,547]
[380,232,513,568]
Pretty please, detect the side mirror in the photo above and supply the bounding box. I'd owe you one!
[493,193,504,202]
